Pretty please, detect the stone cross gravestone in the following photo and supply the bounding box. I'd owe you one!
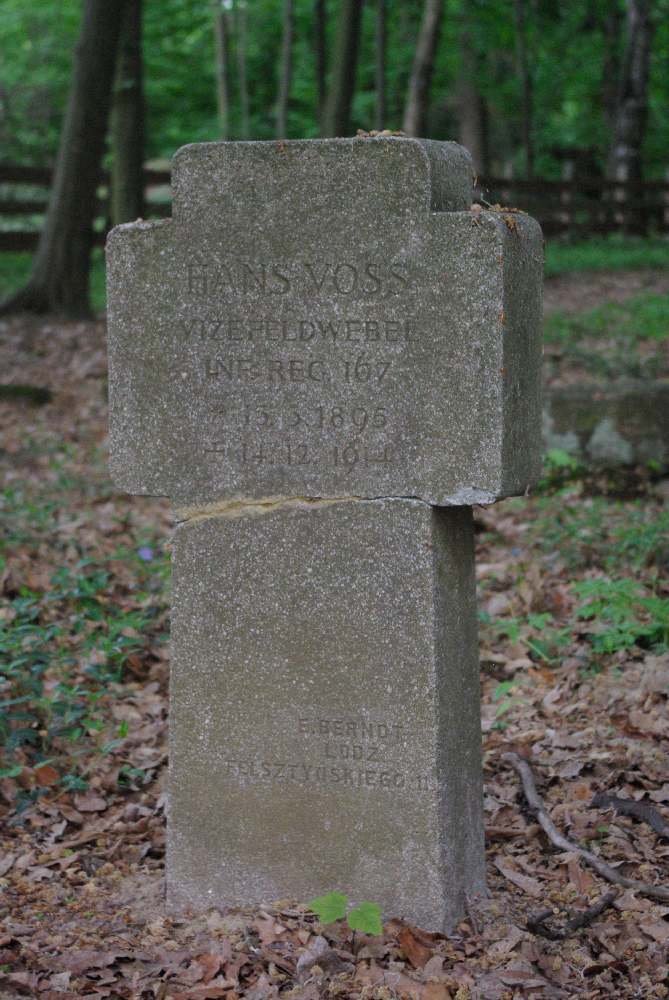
[107,138,542,930]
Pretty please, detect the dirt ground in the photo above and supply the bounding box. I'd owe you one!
[0,271,668,998]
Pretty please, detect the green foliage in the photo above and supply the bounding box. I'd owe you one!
[0,250,106,312]
[346,901,383,936]
[308,891,348,924]
[308,892,382,935]
[491,678,522,728]
[0,481,169,791]
[537,448,586,491]
[1,0,668,177]
[544,292,669,379]
[533,497,669,573]
[574,578,669,653]
[544,239,669,277]
[481,611,571,667]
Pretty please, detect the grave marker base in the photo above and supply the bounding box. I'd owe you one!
[167,498,486,930]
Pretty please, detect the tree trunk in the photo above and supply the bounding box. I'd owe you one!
[375,0,386,131]
[1,0,124,317]
[314,0,327,129]
[111,0,144,226]
[322,0,364,137]
[402,0,444,137]
[213,0,231,139]
[607,0,653,228]
[236,1,250,139]
[513,0,534,179]
[456,30,488,176]
[276,0,294,137]
[602,5,623,130]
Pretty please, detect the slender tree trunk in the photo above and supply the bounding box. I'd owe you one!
[276,0,294,137]
[513,0,534,179]
[1,0,123,317]
[402,0,444,137]
[213,0,231,139]
[607,0,653,231]
[236,1,250,139]
[375,0,386,130]
[322,0,364,137]
[314,0,327,129]
[457,31,488,176]
[602,5,623,129]
[111,0,144,226]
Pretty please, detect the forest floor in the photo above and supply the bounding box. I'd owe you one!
[0,269,668,999]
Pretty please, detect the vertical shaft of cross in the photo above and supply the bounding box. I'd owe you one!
[168,499,486,929]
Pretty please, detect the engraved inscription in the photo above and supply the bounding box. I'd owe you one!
[203,356,393,385]
[223,716,433,793]
[171,258,423,474]
[239,405,388,433]
[185,259,411,297]
[181,316,417,344]
[222,759,431,791]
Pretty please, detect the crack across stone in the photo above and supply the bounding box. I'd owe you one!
[174,490,496,523]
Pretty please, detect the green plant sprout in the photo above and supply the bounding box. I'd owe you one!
[308,892,383,936]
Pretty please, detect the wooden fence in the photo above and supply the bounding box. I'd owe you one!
[474,175,669,238]
[0,164,170,252]
[1,162,668,250]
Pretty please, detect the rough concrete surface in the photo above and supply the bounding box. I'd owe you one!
[105,139,544,931]
[106,138,543,506]
[167,499,486,931]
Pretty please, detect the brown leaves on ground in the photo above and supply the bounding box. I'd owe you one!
[0,307,668,998]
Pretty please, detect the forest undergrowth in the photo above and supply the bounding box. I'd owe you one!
[0,300,667,998]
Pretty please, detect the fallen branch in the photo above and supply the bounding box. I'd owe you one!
[527,890,619,940]
[591,792,669,841]
[503,752,669,903]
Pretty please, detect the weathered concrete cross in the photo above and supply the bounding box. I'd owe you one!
[107,138,542,929]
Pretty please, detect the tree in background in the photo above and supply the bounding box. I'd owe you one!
[213,0,232,139]
[322,0,364,136]
[1,0,123,317]
[512,0,533,179]
[403,0,443,136]
[276,0,294,137]
[236,1,250,139]
[375,0,386,130]
[313,0,327,128]
[607,0,654,231]
[601,3,624,130]
[110,0,144,226]
[456,5,488,177]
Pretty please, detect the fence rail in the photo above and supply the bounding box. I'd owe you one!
[1,163,668,250]
[475,175,669,237]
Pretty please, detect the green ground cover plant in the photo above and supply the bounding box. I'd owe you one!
[544,237,669,276]
[308,892,383,936]
[544,290,669,378]
[0,474,170,808]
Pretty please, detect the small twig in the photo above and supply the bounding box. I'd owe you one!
[526,908,559,940]
[527,891,619,940]
[591,792,669,841]
[503,752,669,903]
[565,890,619,933]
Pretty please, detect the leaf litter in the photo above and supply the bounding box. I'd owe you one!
[0,309,667,997]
